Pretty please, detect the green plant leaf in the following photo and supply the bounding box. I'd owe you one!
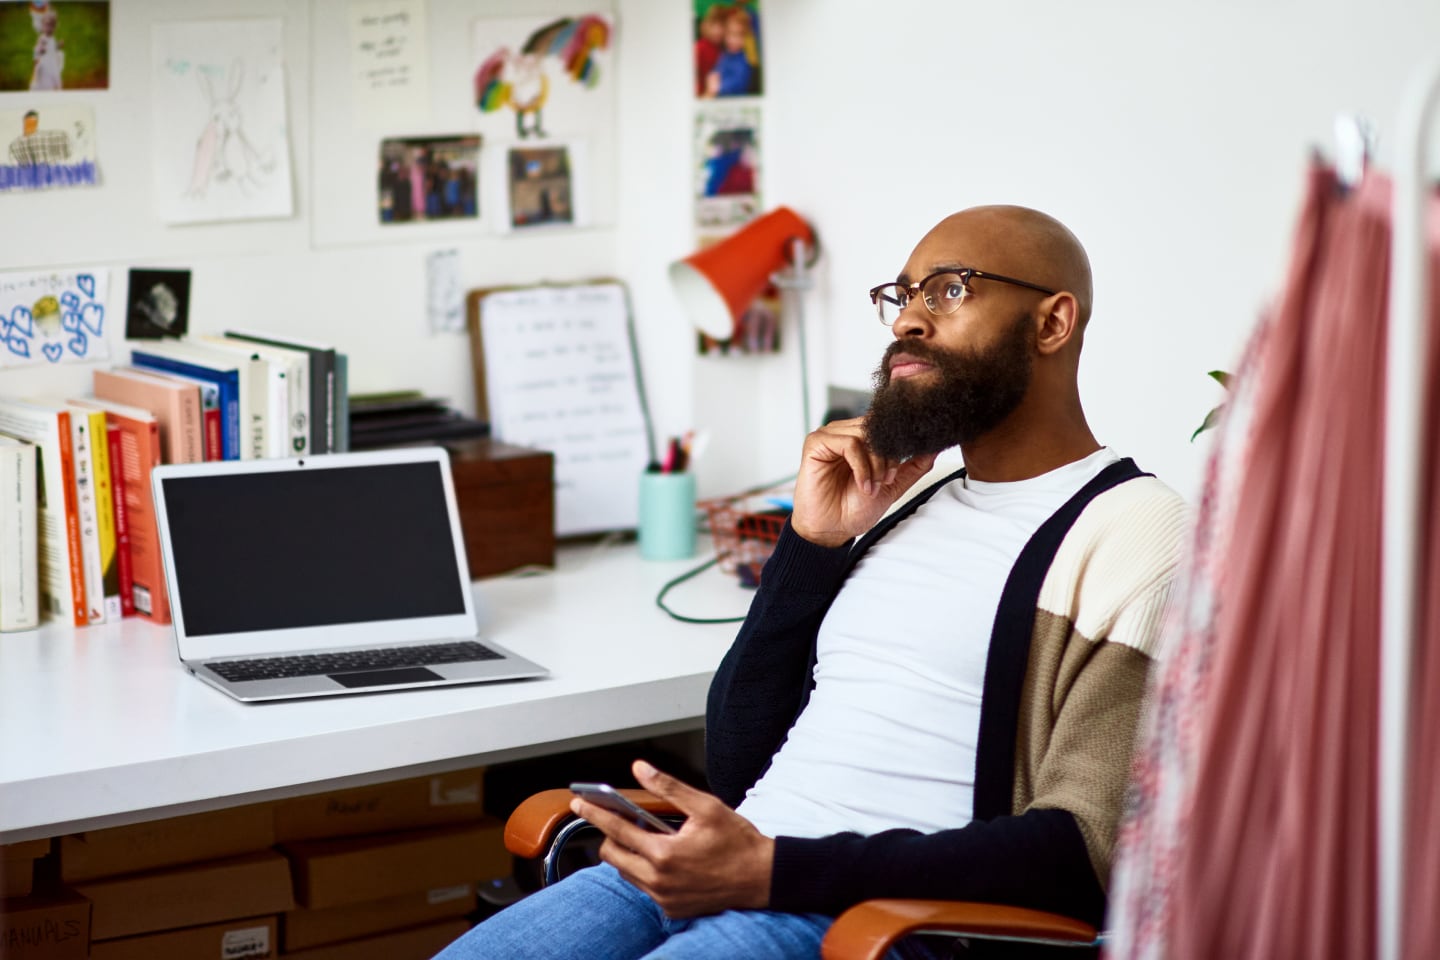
[1208,370,1232,388]
[1191,405,1223,442]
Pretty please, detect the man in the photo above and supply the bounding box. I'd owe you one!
[433,206,1188,959]
[7,110,70,167]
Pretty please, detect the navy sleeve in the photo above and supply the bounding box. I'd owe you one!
[769,808,1107,927]
[704,521,851,808]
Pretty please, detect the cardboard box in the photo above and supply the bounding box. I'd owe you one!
[283,821,508,909]
[282,883,476,951]
[73,850,295,941]
[274,767,486,843]
[59,802,275,882]
[1,839,50,897]
[0,889,90,960]
[445,439,554,578]
[282,918,470,960]
[88,915,278,960]
[1,857,35,897]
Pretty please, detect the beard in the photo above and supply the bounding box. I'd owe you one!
[864,313,1034,460]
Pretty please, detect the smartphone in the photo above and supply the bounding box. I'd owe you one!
[569,782,679,834]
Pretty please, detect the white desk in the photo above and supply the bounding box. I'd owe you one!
[0,541,750,843]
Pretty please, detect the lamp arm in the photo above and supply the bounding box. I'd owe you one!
[772,236,815,434]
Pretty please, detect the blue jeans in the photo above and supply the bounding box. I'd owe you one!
[431,864,951,960]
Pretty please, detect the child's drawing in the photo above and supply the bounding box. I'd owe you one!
[0,269,111,370]
[472,15,612,141]
[152,19,293,224]
[185,58,275,199]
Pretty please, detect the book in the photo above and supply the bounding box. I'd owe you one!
[129,343,243,461]
[67,403,122,621]
[210,335,311,456]
[0,436,39,632]
[0,398,87,626]
[225,330,338,455]
[192,336,290,459]
[72,397,167,624]
[140,369,222,461]
[33,400,110,624]
[93,367,204,465]
[103,420,135,617]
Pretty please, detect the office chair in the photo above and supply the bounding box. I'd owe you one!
[503,789,1104,960]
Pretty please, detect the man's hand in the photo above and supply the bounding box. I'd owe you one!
[789,417,938,547]
[570,760,773,919]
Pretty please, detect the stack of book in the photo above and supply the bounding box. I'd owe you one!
[348,392,488,451]
[0,330,350,628]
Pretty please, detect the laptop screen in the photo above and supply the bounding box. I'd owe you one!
[160,461,469,637]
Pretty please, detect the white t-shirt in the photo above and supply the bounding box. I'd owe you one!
[737,447,1121,839]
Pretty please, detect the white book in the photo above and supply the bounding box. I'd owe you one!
[195,336,292,459]
[33,397,106,625]
[206,335,310,457]
[0,398,85,626]
[0,437,40,632]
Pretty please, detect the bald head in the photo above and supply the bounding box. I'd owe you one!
[921,205,1093,326]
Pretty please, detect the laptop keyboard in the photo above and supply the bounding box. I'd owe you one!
[205,641,503,683]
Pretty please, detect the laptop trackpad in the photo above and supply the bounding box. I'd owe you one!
[330,667,444,688]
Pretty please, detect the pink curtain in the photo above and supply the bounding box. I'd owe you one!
[1106,163,1440,958]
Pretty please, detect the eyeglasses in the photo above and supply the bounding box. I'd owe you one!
[868,268,1057,326]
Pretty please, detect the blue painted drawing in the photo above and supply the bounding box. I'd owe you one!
[0,269,109,368]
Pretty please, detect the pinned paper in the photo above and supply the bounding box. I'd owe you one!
[0,268,111,368]
[426,249,463,334]
[350,0,431,127]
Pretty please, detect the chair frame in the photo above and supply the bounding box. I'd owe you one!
[503,788,1103,960]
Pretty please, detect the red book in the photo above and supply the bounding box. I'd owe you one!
[105,421,135,617]
[71,397,168,624]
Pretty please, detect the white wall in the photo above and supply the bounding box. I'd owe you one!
[4,0,1439,509]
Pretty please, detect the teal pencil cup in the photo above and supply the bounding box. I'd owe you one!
[638,471,698,561]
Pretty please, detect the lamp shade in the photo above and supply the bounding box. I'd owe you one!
[668,206,815,340]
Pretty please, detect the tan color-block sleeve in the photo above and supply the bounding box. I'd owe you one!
[1016,610,1159,889]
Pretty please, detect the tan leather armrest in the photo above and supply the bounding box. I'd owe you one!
[821,899,1100,960]
[503,788,683,858]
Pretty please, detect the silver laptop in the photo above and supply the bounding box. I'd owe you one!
[151,447,549,702]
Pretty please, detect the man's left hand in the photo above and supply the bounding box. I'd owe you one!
[570,759,774,918]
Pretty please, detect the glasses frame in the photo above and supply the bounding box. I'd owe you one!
[868,267,1058,325]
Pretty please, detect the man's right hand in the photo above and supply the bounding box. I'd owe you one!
[789,418,938,548]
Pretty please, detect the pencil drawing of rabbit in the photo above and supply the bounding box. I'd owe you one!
[185,58,273,198]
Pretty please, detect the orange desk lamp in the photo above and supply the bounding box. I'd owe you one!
[668,207,819,430]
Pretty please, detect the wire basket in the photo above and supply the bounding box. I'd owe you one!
[700,483,794,587]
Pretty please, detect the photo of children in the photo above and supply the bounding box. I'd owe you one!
[507,146,574,228]
[693,102,761,231]
[377,135,479,224]
[0,2,109,91]
[693,1,760,98]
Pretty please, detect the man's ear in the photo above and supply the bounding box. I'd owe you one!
[1034,292,1081,356]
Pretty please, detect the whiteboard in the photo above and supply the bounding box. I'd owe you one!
[477,282,650,536]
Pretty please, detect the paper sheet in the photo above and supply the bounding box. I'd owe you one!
[350,0,430,127]
[0,103,99,192]
[426,249,463,333]
[0,268,111,368]
[151,18,294,224]
[480,283,650,535]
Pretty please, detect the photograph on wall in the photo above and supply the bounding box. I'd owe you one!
[0,268,110,369]
[471,14,613,141]
[693,102,761,231]
[0,1,110,92]
[693,0,760,98]
[0,103,97,192]
[151,18,294,225]
[378,135,479,224]
[125,268,191,340]
[507,145,573,229]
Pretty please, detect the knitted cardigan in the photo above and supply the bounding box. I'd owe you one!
[704,458,1189,926]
